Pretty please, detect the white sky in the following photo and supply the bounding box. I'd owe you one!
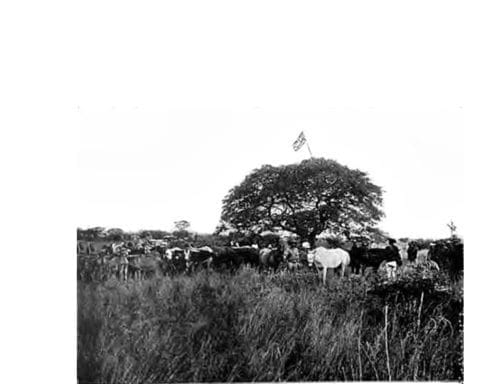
[75,1,466,239]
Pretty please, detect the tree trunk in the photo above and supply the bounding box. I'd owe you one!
[308,233,317,248]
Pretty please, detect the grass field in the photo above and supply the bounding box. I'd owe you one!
[78,267,463,383]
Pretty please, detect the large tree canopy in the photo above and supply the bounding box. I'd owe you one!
[220,158,384,246]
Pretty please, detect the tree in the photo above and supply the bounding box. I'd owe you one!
[82,226,106,240]
[138,230,153,239]
[148,230,170,239]
[174,220,191,232]
[192,233,225,247]
[447,220,458,238]
[220,158,384,246]
[173,220,191,240]
[106,228,124,241]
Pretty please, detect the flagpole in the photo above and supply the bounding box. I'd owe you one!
[305,140,314,158]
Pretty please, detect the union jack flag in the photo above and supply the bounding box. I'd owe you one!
[292,131,307,151]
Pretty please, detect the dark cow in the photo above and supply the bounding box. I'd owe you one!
[259,246,283,272]
[233,246,260,266]
[167,248,188,274]
[349,243,367,274]
[429,238,463,280]
[211,246,259,271]
[349,240,402,275]
[185,246,214,272]
[407,242,419,262]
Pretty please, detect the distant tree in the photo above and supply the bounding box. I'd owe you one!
[174,220,191,232]
[82,226,106,240]
[367,226,390,244]
[106,228,124,241]
[173,220,192,240]
[149,230,170,239]
[192,233,225,247]
[123,232,134,241]
[221,158,385,246]
[447,220,458,238]
[169,238,189,248]
[138,230,152,239]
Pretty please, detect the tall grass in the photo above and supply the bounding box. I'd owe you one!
[78,267,463,383]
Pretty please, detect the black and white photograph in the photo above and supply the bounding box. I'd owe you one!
[73,2,468,383]
[76,124,464,383]
[2,1,474,383]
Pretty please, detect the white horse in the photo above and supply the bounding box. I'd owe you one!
[307,246,350,284]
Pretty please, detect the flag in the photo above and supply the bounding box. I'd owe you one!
[292,131,306,151]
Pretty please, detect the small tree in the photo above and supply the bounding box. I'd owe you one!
[106,228,124,242]
[173,220,192,240]
[174,220,191,232]
[447,220,458,238]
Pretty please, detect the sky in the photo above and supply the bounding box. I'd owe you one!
[75,1,465,239]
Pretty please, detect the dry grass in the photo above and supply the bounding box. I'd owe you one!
[78,266,463,383]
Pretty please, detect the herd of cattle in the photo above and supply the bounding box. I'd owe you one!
[77,237,463,283]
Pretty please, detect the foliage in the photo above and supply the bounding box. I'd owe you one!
[138,230,152,239]
[78,267,463,383]
[77,227,107,240]
[192,233,227,247]
[221,158,384,246]
[429,238,464,280]
[107,228,125,241]
[148,229,171,239]
[77,225,220,245]
[320,235,345,249]
[174,220,191,232]
[172,220,192,241]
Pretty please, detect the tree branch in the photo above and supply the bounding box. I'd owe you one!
[281,192,300,229]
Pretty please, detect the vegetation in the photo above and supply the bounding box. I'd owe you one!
[78,226,212,246]
[78,267,463,383]
[220,158,384,246]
